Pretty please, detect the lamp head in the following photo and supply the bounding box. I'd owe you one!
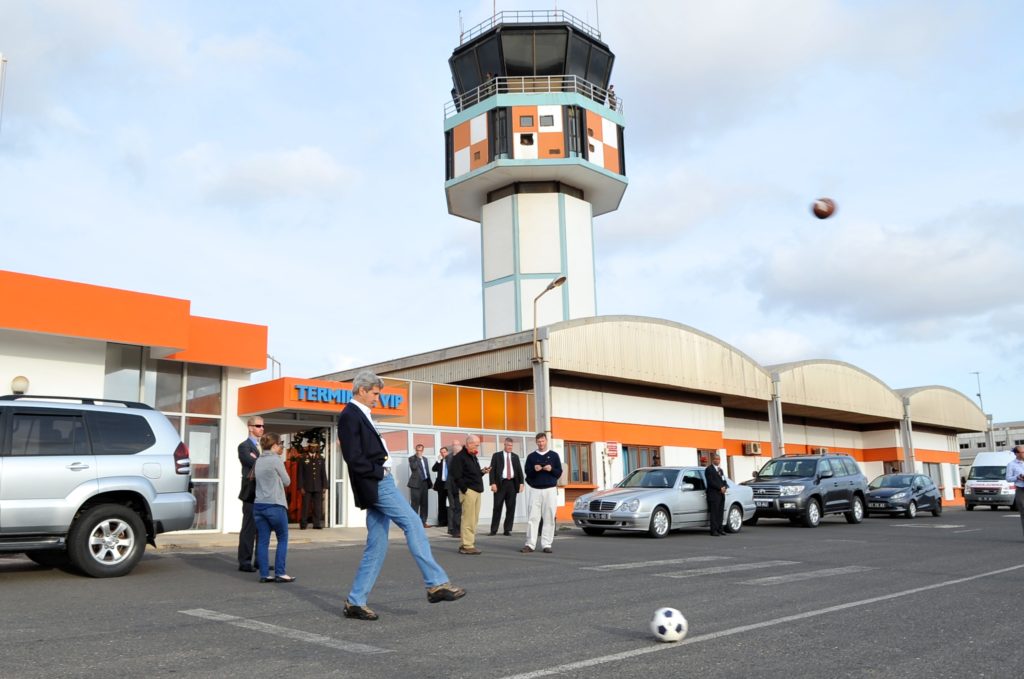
[11,375,29,395]
[546,275,567,292]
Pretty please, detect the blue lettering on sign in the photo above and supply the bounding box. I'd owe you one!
[291,385,403,410]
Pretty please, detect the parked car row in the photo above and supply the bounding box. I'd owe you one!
[571,453,947,538]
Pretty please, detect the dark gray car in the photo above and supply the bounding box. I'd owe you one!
[743,454,868,527]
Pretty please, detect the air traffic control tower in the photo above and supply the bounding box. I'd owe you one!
[444,10,627,338]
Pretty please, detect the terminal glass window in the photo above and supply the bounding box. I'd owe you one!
[624,445,661,474]
[564,440,592,484]
[186,363,222,415]
[534,31,567,76]
[566,35,590,78]
[145,359,183,412]
[477,36,502,79]
[104,344,142,401]
[502,31,534,76]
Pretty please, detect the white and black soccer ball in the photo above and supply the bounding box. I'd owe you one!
[650,607,688,643]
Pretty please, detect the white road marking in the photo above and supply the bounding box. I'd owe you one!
[953,529,982,534]
[179,608,391,654]
[581,556,732,571]
[739,565,875,585]
[497,562,1024,679]
[889,523,964,529]
[655,560,798,579]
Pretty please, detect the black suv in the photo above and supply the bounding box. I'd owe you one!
[743,454,868,527]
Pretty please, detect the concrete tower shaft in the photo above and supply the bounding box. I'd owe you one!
[443,10,628,339]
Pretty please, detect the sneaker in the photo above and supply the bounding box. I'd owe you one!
[427,583,467,603]
[343,601,379,621]
[520,546,534,553]
[458,546,481,555]
[542,547,553,553]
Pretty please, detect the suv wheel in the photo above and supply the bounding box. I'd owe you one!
[648,507,670,538]
[68,504,146,578]
[904,500,917,519]
[844,496,865,524]
[965,503,974,511]
[931,499,942,517]
[725,504,744,533]
[802,498,822,528]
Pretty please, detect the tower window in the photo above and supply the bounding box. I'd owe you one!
[521,133,534,146]
[520,115,534,127]
[539,115,554,127]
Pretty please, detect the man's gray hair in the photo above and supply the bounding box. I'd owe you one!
[352,370,384,395]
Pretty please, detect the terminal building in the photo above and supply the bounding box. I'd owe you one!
[1,12,987,534]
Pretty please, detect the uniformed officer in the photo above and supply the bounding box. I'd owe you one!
[299,440,327,529]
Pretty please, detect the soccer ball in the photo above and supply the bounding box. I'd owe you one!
[650,607,688,642]
[811,197,836,219]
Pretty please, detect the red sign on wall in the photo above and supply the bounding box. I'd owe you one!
[606,441,620,458]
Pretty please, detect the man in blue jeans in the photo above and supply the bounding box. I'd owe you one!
[337,370,466,621]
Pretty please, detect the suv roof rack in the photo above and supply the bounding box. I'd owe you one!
[0,394,155,410]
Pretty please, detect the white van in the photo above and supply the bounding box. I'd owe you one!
[964,451,1016,510]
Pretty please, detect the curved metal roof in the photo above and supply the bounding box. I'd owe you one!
[896,386,988,432]
[766,359,904,422]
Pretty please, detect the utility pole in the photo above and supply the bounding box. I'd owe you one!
[971,371,995,450]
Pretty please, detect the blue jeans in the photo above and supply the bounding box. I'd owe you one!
[254,503,289,579]
[347,475,448,606]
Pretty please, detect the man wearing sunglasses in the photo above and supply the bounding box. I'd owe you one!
[237,416,265,572]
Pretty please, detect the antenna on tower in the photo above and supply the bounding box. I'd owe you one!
[0,53,8,135]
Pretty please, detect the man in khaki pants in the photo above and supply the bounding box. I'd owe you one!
[449,434,490,555]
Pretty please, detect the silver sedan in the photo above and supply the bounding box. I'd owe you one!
[571,466,756,538]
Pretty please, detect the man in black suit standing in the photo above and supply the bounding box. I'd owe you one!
[407,443,433,527]
[705,452,729,536]
[445,440,463,538]
[338,370,465,621]
[432,446,450,528]
[298,441,326,529]
[488,437,524,536]
[237,416,264,572]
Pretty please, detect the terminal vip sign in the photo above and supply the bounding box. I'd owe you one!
[606,441,620,459]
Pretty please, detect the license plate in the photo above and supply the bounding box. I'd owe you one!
[755,500,771,507]
[869,503,887,509]
[590,513,610,520]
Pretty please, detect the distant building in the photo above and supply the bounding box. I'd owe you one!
[958,420,1024,466]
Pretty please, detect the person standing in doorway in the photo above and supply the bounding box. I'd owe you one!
[432,446,450,528]
[237,416,264,572]
[407,443,433,527]
[1006,445,1024,539]
[705,452,728,536]
[489,437,524,536]
[450,434,490,555]
[446,440,464,539]
[337,370,465,621]
[298,440,326,529]
[521,433,562,554]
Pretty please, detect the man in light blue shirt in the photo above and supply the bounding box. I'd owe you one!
[1006,445,1024,538]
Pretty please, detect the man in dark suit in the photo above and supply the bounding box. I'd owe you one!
[445,441,463,538]
[298,441,326,529]
[705,452,729,536]
[337,370,465,621]
[237,416,264,572]
[432,446,450,528]
[407,443,433,527]
[488,437,524,535]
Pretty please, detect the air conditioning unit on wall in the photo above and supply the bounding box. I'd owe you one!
[810,447,829,455]
[742,442,762,456]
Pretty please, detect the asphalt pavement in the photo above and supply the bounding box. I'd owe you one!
[2,507,1023,679]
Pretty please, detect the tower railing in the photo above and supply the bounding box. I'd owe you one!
[445,75,622,118]
[460,10,601,44]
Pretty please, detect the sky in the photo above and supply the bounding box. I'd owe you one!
[1,1,1021,423]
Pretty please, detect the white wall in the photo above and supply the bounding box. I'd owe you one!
[553,387,724,432]
[563,195,595,318]
[0,329,105,397]
[517,194,561,273]
[484,283,516,338]
[482,197,514,282]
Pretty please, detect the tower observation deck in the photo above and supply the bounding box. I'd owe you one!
[443,10,627,339]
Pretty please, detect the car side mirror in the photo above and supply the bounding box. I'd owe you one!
[818,469,834,479]
[681,483,695,491]
[751,471,759,478]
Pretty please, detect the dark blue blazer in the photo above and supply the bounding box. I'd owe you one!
[337,402,388,509]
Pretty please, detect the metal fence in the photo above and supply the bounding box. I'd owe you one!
[444,75,622,118]
[460,10,601,44]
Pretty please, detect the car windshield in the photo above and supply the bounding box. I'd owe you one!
[757,459,817,478]
[968,466,1006,480]
[618,469,680,489]
[869,474,914,489]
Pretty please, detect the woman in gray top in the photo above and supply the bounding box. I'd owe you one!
[253,432,295,583]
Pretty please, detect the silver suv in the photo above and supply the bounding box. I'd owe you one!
[0,395,196,577]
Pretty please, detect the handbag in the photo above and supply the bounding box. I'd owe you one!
[238,466,257,503]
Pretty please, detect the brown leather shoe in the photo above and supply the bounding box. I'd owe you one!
[343,601,379,621]
[427,582,467,603]
[520,546,534,553]
[458,546,481,555]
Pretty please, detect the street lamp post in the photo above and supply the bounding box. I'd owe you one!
[971,371,995,450]
[532,275,566,361]
[531,275,567,440]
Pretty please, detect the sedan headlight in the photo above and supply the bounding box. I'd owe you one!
[779,485,805,496]
[574,496,590,509]
[620,498,641,512]
[890,491,908,500]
